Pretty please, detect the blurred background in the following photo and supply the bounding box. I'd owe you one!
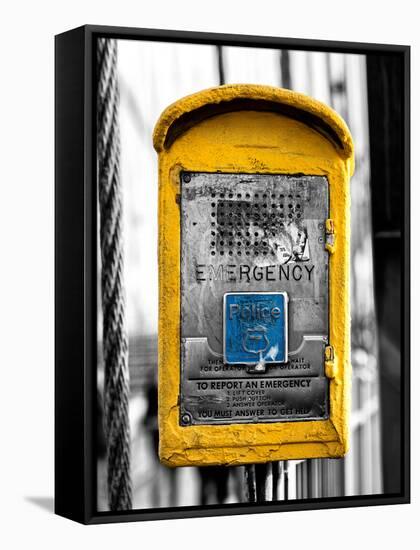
[97,40,403,510]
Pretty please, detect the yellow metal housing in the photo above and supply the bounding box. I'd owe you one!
[153,84,354,467]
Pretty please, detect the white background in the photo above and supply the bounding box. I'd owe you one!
[0,0,417,548]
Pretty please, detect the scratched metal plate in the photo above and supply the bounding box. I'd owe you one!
[180,172,329,426]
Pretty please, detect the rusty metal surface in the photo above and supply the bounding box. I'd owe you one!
[180,172,329,425]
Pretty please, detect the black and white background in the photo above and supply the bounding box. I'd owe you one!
[96,40,384,511]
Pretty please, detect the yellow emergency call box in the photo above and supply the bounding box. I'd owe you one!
[153,84,354,467]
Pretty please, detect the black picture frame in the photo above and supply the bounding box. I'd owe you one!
[55,24,410,524]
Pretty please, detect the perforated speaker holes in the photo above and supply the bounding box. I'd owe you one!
[208,191,303,257]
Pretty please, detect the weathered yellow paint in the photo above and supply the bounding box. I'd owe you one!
[153,84,354,467]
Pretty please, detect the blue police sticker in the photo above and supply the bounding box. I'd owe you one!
[223,292,288,365]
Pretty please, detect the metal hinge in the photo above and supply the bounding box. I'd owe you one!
[324,345,336,379]
[324,345,334,362]
[325,218,335,251]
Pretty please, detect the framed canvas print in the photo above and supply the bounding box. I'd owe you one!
[55,24,410,524]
